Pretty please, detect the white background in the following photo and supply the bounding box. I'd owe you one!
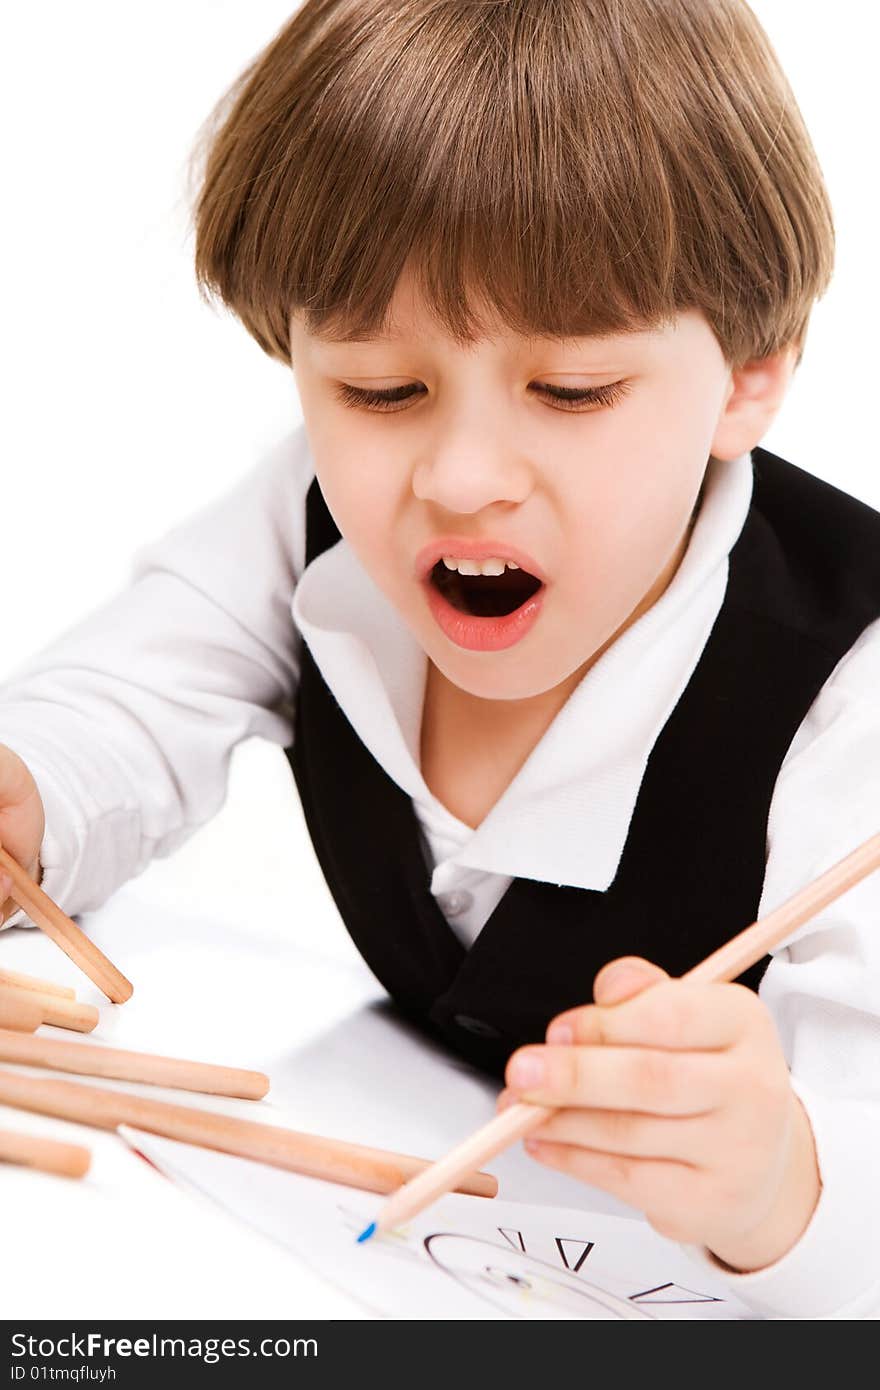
[0,1,877,930]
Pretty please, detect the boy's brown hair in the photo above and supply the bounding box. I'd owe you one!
[190,0,834,370]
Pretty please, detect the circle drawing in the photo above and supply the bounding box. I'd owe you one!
[424,1233,654,1321]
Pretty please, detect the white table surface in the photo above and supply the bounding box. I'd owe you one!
[0,769,632,1321]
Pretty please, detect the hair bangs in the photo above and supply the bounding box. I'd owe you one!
[191,1,834,368]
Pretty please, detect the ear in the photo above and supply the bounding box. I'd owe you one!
[710,343,799,462]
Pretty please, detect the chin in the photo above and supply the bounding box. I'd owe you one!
[432,649,573,703]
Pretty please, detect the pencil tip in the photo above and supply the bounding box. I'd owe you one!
[356,1222,376,1244]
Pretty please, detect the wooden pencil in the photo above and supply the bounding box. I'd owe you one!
[0,843,133,1003]
[0,967,76,1000]
[0,1068,498,1198]
[0,1029,270,1100]
[0,987,43,1034]
[4,987,100,1034]
[0,1124,91,1179]
[363,828,880,1239]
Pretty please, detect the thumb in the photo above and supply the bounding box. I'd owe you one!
[593,955,669,1006]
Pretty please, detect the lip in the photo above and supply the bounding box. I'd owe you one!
[417,535,549,653]
[424,578,546,652]
[415,536,549,583]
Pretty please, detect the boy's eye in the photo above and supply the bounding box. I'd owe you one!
[332,380,632,414]
[534,380,633,412]
[334,382,425,412]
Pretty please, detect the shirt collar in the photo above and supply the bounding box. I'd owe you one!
[292,451,754,892]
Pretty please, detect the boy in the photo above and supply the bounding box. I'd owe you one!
[0,0,878,1318]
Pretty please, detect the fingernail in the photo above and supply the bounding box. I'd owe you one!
[510,1054,544,1089]
[546,1021,572,1045]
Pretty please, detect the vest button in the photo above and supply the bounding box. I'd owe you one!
[435,889,474,917]
[453,1013,501,1039]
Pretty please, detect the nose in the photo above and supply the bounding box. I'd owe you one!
[411,415,534,515]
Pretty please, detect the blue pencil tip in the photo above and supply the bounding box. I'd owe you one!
[356,1222,377,1244]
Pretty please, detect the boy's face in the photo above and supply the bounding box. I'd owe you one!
[289,267,739,705]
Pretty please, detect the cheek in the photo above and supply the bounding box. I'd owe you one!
[301,403,396,519]
[321,469,391,537]
[554,439,703,608]
[312,450,407,590]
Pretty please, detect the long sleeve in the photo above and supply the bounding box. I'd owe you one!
[683,614,880,1318]
[0,425,314,926]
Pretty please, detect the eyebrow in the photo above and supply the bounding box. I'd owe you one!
[308,320,402,344]
[310,329,642,350]
[312,332,388,345]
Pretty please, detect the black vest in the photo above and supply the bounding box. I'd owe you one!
[285,447,880,1077]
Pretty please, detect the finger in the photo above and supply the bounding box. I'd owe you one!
[546,980,760,1052]
[593,956,668,1005]
[529,1105,712,1163]
[495,1087,517,1113]
[0,746,37,805]
[506,1043,728,1115]
[0,750,45,874]
[523,1138,698,1218]
[544,957,666,1043]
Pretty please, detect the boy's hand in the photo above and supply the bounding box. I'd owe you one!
[498,956,821,1272]
[0,743,45,925]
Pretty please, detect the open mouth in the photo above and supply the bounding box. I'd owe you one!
[428,561,544,618]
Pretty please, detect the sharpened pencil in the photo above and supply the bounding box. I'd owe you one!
[360,828,880,1241]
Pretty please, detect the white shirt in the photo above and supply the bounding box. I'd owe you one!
[1,423,879,1319]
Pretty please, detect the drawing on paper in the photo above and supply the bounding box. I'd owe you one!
[335,1205,727,1321]
[120,1128,757,1321]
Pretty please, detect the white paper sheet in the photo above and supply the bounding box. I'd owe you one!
[119,1127,758,1320]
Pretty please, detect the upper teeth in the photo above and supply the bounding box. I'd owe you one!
[441,556,521,576]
